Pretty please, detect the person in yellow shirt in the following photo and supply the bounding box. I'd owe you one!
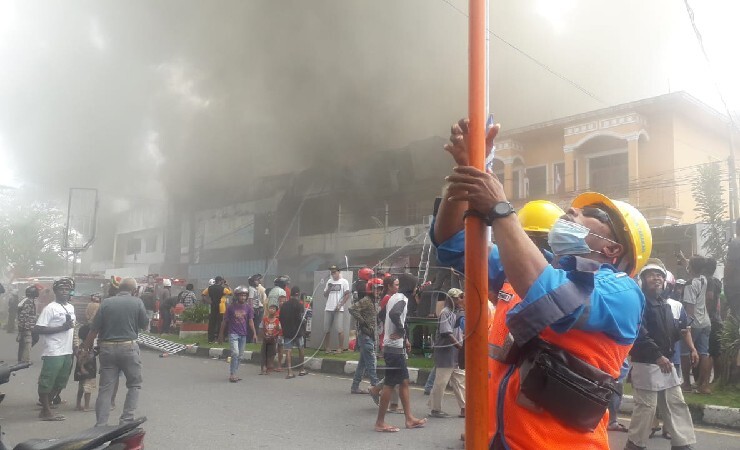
[202,276,232,343]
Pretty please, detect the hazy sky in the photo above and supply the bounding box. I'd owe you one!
[0,0,737,207]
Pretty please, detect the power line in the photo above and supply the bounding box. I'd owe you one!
[438,0,607,105]
[683,0,740,222]
[682,0,736,127]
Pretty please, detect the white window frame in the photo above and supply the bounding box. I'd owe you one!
[511,168,526,200]
[585,147,628,197]
[524,164,548,198]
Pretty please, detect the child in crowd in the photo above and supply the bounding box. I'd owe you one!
[74,324,97,411]
[260,304,281,375]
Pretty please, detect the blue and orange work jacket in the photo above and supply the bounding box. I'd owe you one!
[434,229,644,450]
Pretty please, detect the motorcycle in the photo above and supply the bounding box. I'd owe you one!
[0,361,32,405]
[0,362,146,450]
[1,417,147,450]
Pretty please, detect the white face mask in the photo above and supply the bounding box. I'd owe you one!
[548,219,593,256]
[548,219,619,257]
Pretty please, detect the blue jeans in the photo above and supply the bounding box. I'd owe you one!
[425,367,437,393]
[229,334,246,375]
[351,334,378,390]
[607,379,624,424]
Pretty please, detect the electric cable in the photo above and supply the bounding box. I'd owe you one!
[438,0,606,105]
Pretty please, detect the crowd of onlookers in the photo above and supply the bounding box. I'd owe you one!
[191,264,467,432]
[5,275,147,425]
[608,255,722,448]
[4,228,738,440]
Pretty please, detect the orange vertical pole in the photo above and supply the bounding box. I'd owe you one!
[465,0,489,449]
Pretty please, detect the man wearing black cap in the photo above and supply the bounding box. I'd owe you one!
[34,277,77,421]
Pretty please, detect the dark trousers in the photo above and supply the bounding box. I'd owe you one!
[160,311,171,334]
[208,306,221,342]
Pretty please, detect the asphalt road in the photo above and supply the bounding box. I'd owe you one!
[0,332,738,449]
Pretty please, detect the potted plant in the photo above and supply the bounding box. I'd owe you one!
[179,304,210,338]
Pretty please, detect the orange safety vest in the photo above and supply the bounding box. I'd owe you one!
[487,281,632,450]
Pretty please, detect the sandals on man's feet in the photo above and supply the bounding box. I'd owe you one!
[40,414,65,421]
[607,422,628,432]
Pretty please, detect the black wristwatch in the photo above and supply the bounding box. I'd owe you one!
[487,201,515,222]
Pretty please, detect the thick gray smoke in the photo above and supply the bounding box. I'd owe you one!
[0,0,725,208]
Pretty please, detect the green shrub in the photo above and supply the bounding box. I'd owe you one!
[718,312,740,385]
[180,304,210,323]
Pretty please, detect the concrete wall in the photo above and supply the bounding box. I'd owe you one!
[284,225,425,259]
[636,114,677,211]
[671,113,732,223]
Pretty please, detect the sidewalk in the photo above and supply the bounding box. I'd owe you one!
[143,339,740,430]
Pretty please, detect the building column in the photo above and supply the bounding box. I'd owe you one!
[503,161,514,199]
[627,135,640,205]
[564,147,575,192]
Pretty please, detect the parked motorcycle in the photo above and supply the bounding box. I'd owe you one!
[1,417,147,450]
[0,361,32,405]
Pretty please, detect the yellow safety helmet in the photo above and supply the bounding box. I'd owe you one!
[518,200,565,233]
[571,192,652,277]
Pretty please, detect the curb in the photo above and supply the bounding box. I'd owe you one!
[171,345,433,387]
[619,394,740,430]
[162,346,740,431]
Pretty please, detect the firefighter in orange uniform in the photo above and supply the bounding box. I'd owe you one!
[434,120,650,450]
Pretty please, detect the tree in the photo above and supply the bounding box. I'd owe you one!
[691,161,728,263]
[0,194,68,278]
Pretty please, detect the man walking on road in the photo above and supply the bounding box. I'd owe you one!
[369,289,427,432]
[348,277,382,394]
[82,277,148,426]
[428,288,465,419]
[625,260,697,450]
[219,285,256,382]
[34,277,77,421]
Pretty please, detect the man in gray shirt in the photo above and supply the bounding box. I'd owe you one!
[682,256,712,394]
[82,278,148,426]
[428,288,465,419]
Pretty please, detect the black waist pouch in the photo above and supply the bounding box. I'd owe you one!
[517,339,618,432]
